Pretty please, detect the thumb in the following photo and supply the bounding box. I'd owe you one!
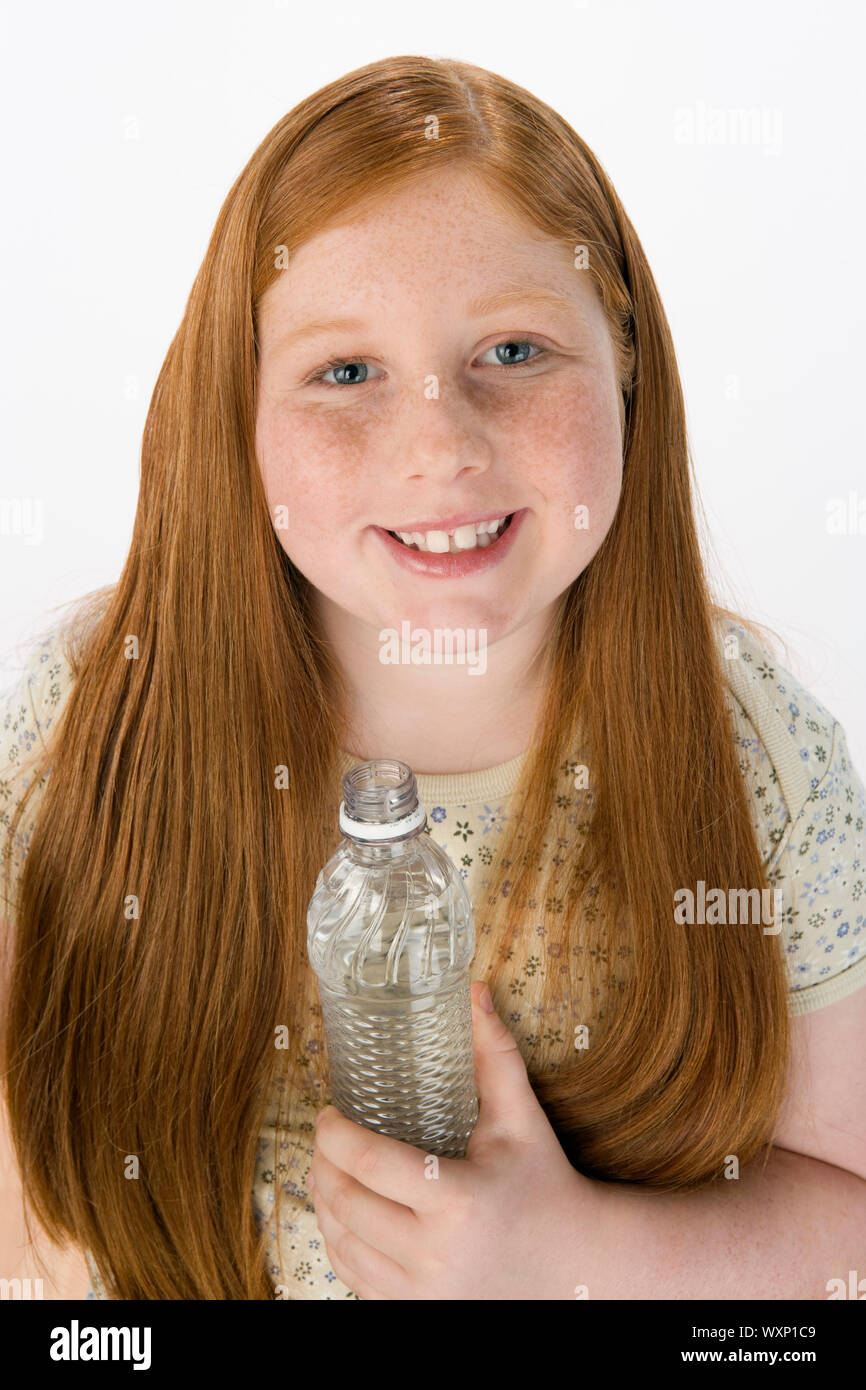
[467,980,549,1148]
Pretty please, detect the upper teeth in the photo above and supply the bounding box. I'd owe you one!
[392,516,510,553]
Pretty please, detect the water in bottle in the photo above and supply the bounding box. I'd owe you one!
[307,758,479,1157]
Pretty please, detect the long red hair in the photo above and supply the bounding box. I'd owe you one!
[2,55,789,1299]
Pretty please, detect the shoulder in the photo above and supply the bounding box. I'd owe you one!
[1,622,77,758]
[712,613,866,1013]
[0,624,77,919]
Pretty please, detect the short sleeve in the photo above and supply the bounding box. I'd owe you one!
[0,630,71,922]
[718,616,866,1014]
[775,716,866,1014]
[84,1249,109,1300]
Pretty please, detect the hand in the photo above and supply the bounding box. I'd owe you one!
[308,979,612,1299]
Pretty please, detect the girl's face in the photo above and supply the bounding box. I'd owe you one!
[255,166,623,649]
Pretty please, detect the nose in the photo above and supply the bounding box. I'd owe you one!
[397,392,494,485]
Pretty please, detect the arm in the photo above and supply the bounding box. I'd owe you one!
[590,981,866,1299]
[307,981,866,1300]
[591,1144,866,1299]
[1,908,90,1299]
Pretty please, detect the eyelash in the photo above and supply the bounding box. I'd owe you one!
[304,339,549,388]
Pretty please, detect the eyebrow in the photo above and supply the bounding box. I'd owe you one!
[468,286,585,319]
[272,286,586,352]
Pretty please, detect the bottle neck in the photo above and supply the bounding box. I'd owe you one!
[339,758,425,844]
[342,822,428,863]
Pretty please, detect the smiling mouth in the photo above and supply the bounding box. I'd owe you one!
[386,514,515,554]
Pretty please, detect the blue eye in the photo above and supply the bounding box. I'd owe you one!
[306,339,546,388]
[480,340,544,366]
[314,359,372,386]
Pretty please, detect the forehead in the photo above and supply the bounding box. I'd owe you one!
[258,166,598,324]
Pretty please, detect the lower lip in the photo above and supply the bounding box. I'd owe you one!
[371,510,528,578]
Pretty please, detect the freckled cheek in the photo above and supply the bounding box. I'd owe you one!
[502,381,622,521]
[256,410,373,541]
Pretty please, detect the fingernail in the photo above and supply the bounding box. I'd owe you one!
[479,983,495,1013]
[307,1173,316,1192]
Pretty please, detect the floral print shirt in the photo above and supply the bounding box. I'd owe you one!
[1,616,863,1301]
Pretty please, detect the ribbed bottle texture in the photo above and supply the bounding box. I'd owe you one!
[307,759,479,1157]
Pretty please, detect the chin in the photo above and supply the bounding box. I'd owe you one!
[382,602,517,646]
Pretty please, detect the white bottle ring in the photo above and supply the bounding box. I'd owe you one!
[338,800,427,841]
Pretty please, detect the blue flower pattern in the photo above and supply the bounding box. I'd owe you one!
[2,616,864,1302]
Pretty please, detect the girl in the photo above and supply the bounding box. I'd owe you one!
[2,55,864,1301]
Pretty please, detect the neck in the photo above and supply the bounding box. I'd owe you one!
[314,595,557,775]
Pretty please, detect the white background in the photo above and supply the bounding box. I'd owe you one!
[1,0,864,764]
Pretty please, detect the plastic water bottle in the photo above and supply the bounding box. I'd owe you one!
[307,758,479,1157]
